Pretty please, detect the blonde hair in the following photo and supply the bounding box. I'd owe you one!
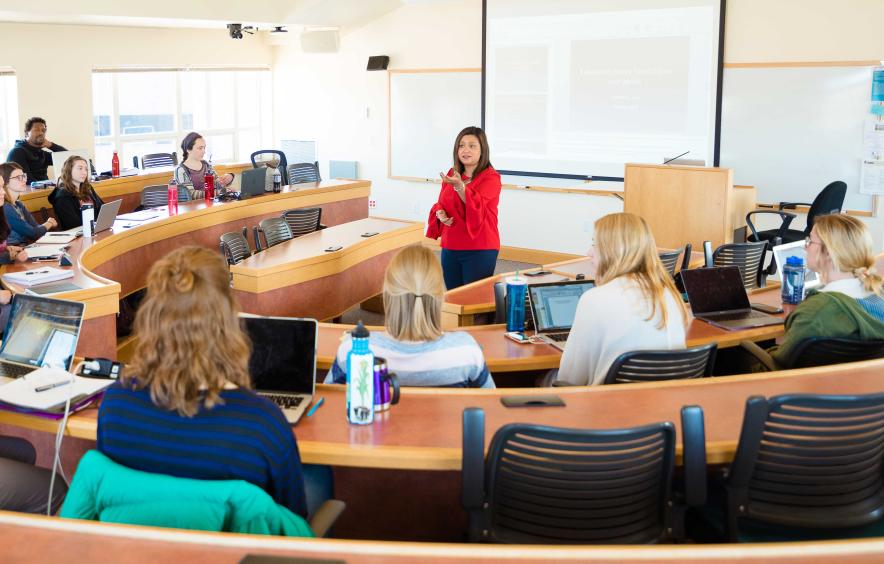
[813,214,883,296]
[384,245,445,342]
[594,213,687,328]
[123,246,252,417]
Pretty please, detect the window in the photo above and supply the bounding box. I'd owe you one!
[92,68,272,171]
[0,71,20,160]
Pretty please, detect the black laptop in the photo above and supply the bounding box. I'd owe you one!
[239,168,268,199]
[680,266,783,330]
[240,315,317,424]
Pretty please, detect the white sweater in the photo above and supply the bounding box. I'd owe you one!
[556,276,687,386]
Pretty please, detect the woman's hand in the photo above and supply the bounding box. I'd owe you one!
[9,246,28,263]
[440,171,465,191]
[0,290,11,305]
[43,217,58,230]
[435,209,454,227]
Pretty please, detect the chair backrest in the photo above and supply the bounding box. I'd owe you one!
[726,393,884,540]
[219,228,252,265]
[461,408,678,544]
[805,181,847,235]
[603,344,718,385]
[257,217,293,249]
[785,337,884,369]
[287,162,321,184]
[140,184,190,207]
[658,249,682,277]
[250,150,289,184]
[141,152,178,169]
[679,243,693,271]
[281,208,323,238]
[712,240,768,290]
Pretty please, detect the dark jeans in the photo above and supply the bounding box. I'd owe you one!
[441,249,499,290]
[0,436,67,514]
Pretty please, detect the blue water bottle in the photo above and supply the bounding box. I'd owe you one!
[346,321,375,425]
[781,256,806,305]
[505,272,528,333]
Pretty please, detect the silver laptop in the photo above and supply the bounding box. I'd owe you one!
[93,198,122,234]
[528,280,596,350]
[681,266,783,330]
[240,315,318,424]
[0,294,85,380]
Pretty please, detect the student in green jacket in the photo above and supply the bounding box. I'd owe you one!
[768,214,884,367]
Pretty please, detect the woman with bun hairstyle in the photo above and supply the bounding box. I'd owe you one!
[97,246,308,517]
[174,132,234,200]
[427,126,501,289]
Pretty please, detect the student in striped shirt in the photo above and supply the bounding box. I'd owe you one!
[97,246,308,517]
[327,244,494,388]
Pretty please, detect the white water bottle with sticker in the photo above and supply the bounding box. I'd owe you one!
[80,204,94,238]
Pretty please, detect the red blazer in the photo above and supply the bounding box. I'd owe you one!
[426,166,501,251]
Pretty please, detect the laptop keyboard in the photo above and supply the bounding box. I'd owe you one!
[0,362,33,378]
[547,332,569,342]
[703,311,772,322]
[261,393,304,410]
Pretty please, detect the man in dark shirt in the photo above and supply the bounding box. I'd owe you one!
[5,117,67,182]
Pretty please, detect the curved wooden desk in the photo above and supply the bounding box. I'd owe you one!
[6,510,884,563]
[2,358,881,470]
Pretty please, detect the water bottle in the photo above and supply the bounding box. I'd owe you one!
[80,204,94,238]
[272,169,282,193]
[505,273,528,332]
[204,173,215,200]
[346,321,375,425]
[781,256,806,305]
[111,151,120,178]
[167,178,179,211]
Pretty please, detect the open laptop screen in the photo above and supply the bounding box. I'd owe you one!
[241,315,317,394]
[529,281,596,332]
[681,266,752,315]
[0,295,84,369]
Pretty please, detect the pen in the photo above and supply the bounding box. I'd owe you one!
[35,380,71,393]
[306,397,325,417]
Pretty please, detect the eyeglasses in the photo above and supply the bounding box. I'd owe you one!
[804,237,822,248]
[9,173,26,182]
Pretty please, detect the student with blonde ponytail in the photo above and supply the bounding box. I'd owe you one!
[767,214,884,367]
[556,213,687,386]
[327,244,493,388]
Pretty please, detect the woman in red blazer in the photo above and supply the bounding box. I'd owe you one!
[426,126,501,289]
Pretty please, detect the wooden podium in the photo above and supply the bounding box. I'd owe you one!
[624,163,755,250]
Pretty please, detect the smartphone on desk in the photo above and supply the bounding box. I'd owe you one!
[504,331,531,344]
[524,270,552,277]
[750,303,784,315]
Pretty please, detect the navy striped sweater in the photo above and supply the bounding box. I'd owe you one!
[97,382,307,517]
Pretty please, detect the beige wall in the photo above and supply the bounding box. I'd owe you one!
[0,23,273,156]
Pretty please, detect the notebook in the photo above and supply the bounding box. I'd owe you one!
[34,227,81,245]
[0,294,85,379]
[25,243,68,260]
[0,366,113,413]
[3,267,74,287]
[680,266,784,330]
[241,315,318,424]
[528,280,596,350]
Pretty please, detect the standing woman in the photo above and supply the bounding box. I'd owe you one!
[48,156,104,230]
[427,126,501,289]
[0,162,57,245]
[174,132,234,200]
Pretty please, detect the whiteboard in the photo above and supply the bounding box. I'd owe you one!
[389,70,481,180]
[720,65,875,212]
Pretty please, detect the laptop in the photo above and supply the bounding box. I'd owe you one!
[680,266,783,330]
[0,294,85,381]
[239,168,268,199]
[93,198,122,234]
[771,240,821,289]
[241,315,318,424]
[528,280,596,350]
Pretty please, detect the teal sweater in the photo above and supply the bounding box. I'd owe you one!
[60,450,314,537]
[769,290,884,368]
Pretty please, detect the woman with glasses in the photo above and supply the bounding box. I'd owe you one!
[766,214,884,367]
[0,162,57,245]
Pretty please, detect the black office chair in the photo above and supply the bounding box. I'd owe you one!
[603,344,718,385]
[219,228,252,265]
[140,152,178,169]
[492,281,534,330]
[719,392,884,541]
[281,208,325,238]
[658,249,683,277]
[741,337,884,371]
[287,162,321,184]
[708,240,768,290]
[461,406,707,544]
[140,184,190,208]
[253,217,293,251]
[250,150,288,185]
[746,181,846,276]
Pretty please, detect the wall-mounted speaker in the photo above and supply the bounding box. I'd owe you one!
[300,30,339,53]
[367,56,390,71]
